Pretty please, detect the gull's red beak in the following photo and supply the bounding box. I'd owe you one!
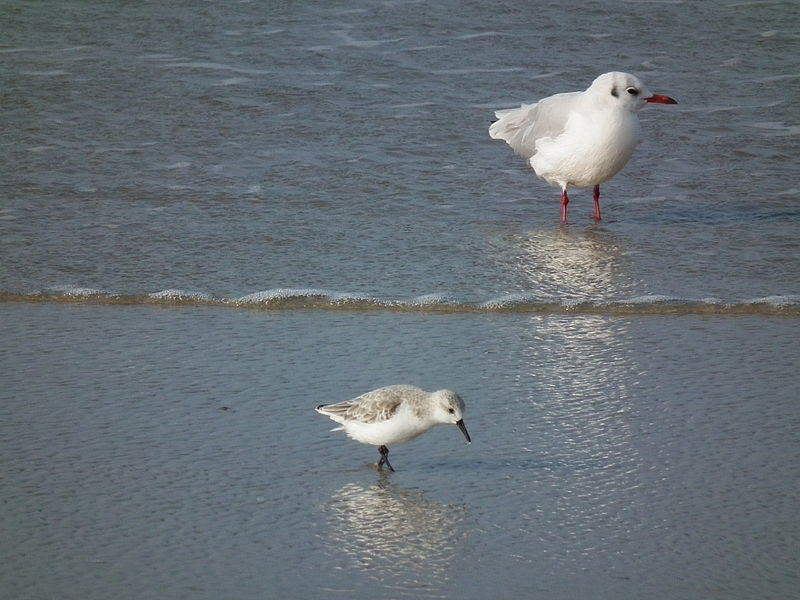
[646,94,678,104]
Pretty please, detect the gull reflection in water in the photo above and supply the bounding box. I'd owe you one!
[506,227,638,401]
[322,478,466,584]
[498,227,642,466]
[509,227,635,301]
[491,228,645,556]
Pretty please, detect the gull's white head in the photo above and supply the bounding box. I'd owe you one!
[588,71,678,112]
[431,390,471,442]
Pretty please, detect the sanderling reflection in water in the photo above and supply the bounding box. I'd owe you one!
[323,481,466,582]
[316,385,471,471]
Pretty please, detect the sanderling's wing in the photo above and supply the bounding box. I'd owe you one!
[316,386,410,424]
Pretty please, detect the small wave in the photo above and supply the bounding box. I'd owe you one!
[480,293,558,312]
[748,294,800,308]
[213,77,251,86]
[147,289,214,302]
[431,67,526,76]
[1,288,799,316]
[23,70,69,76]
[406,293,459,307]
[48,285,111,298]
[234,288,386,309]
[453,31,509,40]
[617,294,680,304]
[161,61,271,75]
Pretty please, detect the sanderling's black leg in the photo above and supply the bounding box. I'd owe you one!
[377,445,395,472]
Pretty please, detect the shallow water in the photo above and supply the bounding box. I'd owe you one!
[3,304,799,599]
[2,0,799,598]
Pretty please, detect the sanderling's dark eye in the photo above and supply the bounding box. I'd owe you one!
[626,87,639,96]
[448,408,455,414]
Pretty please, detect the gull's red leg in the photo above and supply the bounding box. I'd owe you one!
[593,185,602,221]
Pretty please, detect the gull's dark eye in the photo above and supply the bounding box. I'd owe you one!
[626,87,639,96]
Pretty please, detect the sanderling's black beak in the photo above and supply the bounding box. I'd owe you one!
[456,419,471,444]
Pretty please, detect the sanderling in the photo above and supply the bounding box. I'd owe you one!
[316,385,471,471]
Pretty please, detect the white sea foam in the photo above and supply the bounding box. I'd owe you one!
[747,295,800,307]
[618,294,679,304]
[48,285,108,297]
[148,289,213,302]
[4,287,800,315]
[408,294,457,306]
[480,293,540,310]
[237,288,326,303]
[235,288,379,306]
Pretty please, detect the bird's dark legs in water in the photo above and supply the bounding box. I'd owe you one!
[377,445,395,472]
[593,185,602,221]
[561,189,569,224]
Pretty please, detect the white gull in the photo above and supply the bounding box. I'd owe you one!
[489,71,677,223]
[316,385,471,472]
